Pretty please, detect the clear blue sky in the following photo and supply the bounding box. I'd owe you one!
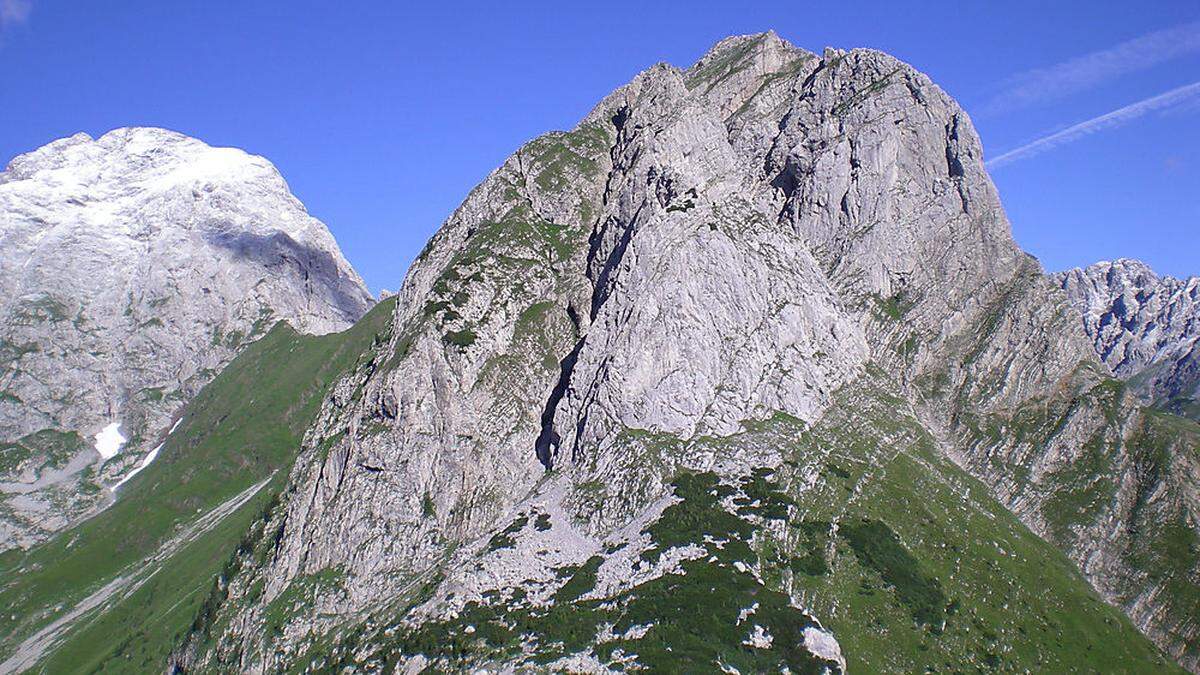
[1,0,1196,293]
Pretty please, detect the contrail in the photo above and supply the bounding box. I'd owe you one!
[982,21,1200,114]
[986,80,1200,169]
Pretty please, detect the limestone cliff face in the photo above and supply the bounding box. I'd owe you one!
[0,128,373,548]
[181,34,1198,671]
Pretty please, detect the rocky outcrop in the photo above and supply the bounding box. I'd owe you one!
[1057,259,1200,409]
[171,34,1197,672]
[0,128,373,548]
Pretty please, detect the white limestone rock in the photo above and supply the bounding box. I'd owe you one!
[0,127,373,547]
[176,34,1198,672]
[1057,258,1200,403]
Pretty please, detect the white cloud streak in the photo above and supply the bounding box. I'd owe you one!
[982,21,1200,114]
[986,80,1200,169]
[0,0,31,29]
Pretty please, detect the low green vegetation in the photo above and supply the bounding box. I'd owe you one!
[486,513,530,552]
[685,33,777,95]
[553,555,603,603]
[736,466,796,519]
[871,290,915,321]
[0,337,40,366]
[1039,432,1119,544]
[790,520,832,576]
[442,327,477,348]
[641,471,750,564]
[1125,411,1200,663]
[264,566,347,636]
[0,428,86,475]
[0,297,396,673]
[12,295,70,324]
[943,300,1200,668]
[1158,396,1200,422]
[839,518,948,628]
[318,392,1181,672]
[526,123,608,194]
[776,371,1181,672]
[330,470,836,674]
[831,67,901,116]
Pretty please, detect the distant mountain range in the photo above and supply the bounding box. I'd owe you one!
[0,32,1196,674]
[1058,259,1199,419]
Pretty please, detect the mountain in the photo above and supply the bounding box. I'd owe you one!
[1057,259,1200,419]
[0,299,396,673]
[0,128,374,548]
[158,33,1191,671]
[1,33,1196,673]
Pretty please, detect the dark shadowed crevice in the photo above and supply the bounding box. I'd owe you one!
[944,117,966,179]
[586,105,641,322]
[566,303,581,336]
[587,200,644,322]
[588,217,636,322]
[533,106,633,470]
[944,114,970,212]
[535,337,585,469]
[800,58,827,91]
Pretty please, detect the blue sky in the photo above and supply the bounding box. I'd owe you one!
[1,1,1196,293]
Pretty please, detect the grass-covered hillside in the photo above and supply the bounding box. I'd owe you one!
[0,297,395,674]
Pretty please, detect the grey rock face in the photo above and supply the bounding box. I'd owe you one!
[179,34,1198,671]
[0,127,373,548]
[1056,259,1200,405]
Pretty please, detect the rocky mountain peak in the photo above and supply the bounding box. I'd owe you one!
[2,127,351,270]
[1056,259,1200,404]
[687,30,804,79]
[160,33,1199,672]
[4,35,1197,675]
[204,32,1192,670]
[0,127,374,547]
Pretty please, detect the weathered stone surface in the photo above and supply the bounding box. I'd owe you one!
[0,127,373,548]
[1057,259,1200,406]
[173,33,1197,672]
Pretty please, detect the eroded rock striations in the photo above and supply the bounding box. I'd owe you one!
[1057,259,1200,416]
[0,128,373,548]
[158,33,1199,673]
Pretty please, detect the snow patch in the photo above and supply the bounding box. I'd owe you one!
[138,145,267,192]
[93,422,126,459]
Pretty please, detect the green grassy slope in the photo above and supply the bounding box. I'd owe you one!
[776,370,1180,672]
[0,297,395,673]
[943,365,1200,664]
[1159,396,1200,423]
